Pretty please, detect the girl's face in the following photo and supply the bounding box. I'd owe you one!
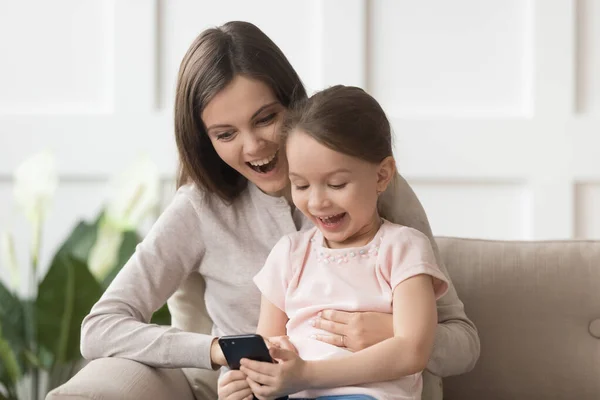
[202,75,289,196]
[286,130,394,249]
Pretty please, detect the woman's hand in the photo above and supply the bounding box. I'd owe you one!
[311,310,393,352]
[240,347,308,400]
[218,370,253,400]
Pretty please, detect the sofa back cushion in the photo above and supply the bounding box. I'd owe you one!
[437,237,600,399]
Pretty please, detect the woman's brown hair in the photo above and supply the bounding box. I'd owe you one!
[174,21,307,202]
[282,85,393,164]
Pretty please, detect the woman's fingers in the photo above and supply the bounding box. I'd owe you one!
[319,309,352,324]
[313,333,353,351]
[313,315,346,335]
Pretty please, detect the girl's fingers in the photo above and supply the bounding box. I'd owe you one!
[227,387,254,400]
[240,365,275,386]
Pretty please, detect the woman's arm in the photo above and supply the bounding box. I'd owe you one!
[80,186,217,370]
[304,275,437,386]
[378,173,480,376]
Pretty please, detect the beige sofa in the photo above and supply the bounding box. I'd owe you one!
[47,237,600,400]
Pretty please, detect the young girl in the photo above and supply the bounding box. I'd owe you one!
[234,86,449,400]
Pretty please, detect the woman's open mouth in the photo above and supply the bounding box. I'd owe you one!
[246,151,279,174]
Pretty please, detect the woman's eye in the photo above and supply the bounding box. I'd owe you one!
[329,183,347,190]
[256,113,276,125]
[216,131,235,141]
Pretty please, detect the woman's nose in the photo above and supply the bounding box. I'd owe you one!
[243,131,266,154]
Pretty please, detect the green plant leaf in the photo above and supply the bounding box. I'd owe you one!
[36,251,103,364]
[0,326,21,385]
[59,220,99,264]
[101,230,139,289]
[150,303,171,326]
[0,282,26,375]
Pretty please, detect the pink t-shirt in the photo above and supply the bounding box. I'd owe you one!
[254,220,449,400]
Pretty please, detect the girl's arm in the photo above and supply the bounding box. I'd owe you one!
[379,173,480,376]
[303,274,437,386]
[256,296,288,338]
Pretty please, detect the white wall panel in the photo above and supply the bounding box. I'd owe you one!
[576,0,600,114]
[368,0,531,117]
[0,1,113,114]
[575,183,600,239]
[158,0,320,109]
[410,181,529,240]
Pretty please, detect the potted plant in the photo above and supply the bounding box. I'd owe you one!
[0,151,170,400]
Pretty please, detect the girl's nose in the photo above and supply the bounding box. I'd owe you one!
[308,188,330,210]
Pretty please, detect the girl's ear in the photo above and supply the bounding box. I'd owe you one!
[376,156,396,194]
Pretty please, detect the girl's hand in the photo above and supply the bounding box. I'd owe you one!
[311,310,393,352]
[218,370,253,400]
[265,336,298,354]
[240,347,308,399]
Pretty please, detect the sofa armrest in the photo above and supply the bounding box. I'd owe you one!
[46,358,195,400]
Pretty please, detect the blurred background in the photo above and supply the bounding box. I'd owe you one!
[1,0,599,285]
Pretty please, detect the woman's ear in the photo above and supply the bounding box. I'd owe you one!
[376,156,396,194]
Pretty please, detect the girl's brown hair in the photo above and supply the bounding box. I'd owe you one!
[174,21,307,202]
[282,85,393,164]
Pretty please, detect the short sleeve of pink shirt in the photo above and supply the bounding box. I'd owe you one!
[253,235,294,311]
[381,226,449,299]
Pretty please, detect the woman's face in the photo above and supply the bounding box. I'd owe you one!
[202,75,289,196]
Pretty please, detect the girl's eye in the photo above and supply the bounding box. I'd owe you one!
[329,183,347,190]
[216,131,235,141]
[294,184,309,191]
[256,113,276,125]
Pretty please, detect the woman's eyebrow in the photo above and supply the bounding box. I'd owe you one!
[251,101,279,119]
[206,101,280,132]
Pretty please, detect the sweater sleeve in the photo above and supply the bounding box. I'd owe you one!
[80,185,216,370]
[378,173,481,377]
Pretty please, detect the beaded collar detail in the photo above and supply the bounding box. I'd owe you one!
[310,221,387,265]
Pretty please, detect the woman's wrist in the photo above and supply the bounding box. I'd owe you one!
[210,337,227,369]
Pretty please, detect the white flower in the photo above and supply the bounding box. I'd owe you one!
[104,154,160,230]
[0,231,20,292]
[13,150,58,225]
[87,155,159,280]
[88,221,123,281]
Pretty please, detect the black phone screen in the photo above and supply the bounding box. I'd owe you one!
[218,334,273,370]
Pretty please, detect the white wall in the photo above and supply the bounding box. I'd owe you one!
[1,0,599,282]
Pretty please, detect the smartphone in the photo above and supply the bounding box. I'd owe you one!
[218,334,274,370]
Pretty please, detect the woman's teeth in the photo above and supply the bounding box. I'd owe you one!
[247,151,278,173]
